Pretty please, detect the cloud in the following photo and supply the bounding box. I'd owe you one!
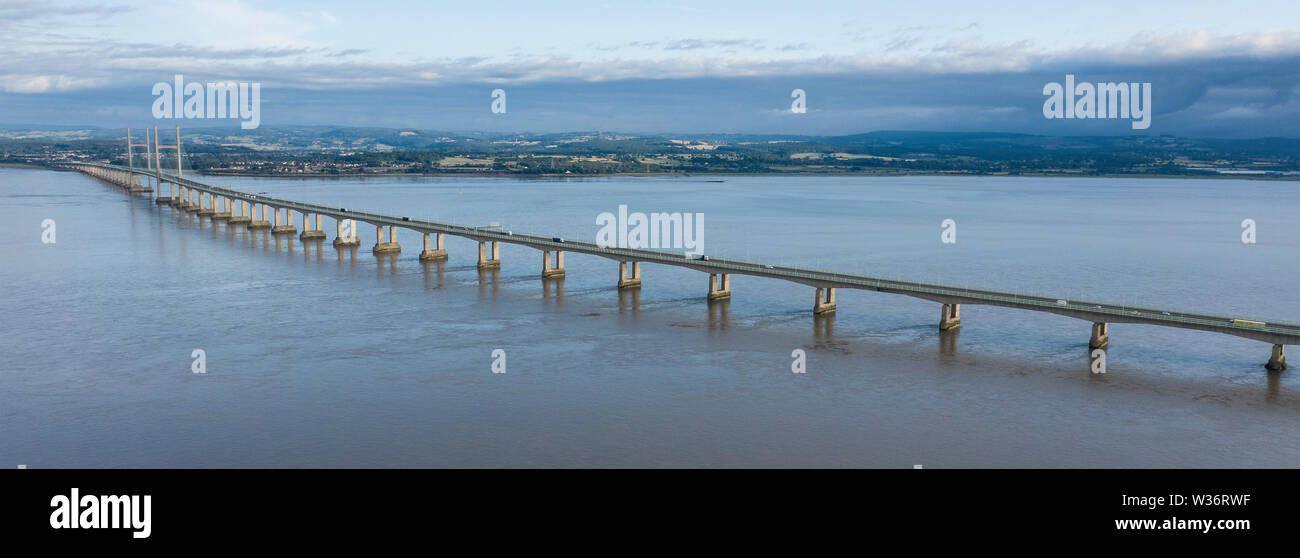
[0,1,131,22]
[662,38,767,51]
[0,74,106,93]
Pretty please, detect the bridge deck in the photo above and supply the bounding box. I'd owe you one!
[68,162,1300,346]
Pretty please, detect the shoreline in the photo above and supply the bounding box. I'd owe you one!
[191,169,1300,181]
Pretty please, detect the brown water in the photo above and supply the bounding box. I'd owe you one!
[2,167,1298,467]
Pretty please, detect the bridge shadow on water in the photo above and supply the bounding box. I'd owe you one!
[706,298,728,331]
[619,288,640,318]
[477,268,500,298]
[422,261,447,290]
[541,277,564,309]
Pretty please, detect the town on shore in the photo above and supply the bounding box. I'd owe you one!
[4,126,1299,179]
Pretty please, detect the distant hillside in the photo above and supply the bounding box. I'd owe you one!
[3,125,1298,177]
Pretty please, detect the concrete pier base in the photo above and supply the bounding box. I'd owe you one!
[419,233,448,261]
[333,218,360,246]
[1267,344,1287,371]
[1090,322,1110,350]
[372,225,401,254]
[155,197,173,204]
[940,303,961,331]
[211,199,231,220]
[618,261,641,289]
[196,195,215,216]
[707,273,731,301]
[541,250,565,278]
[813,287,836,315]
[420,249,449,261]
[229,201,251,224]
[477,241,501,269]
[270,208,295,234]
[300,214,326,240]
[247,204,272,229]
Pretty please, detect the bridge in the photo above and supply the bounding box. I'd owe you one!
[60,127,1297,373]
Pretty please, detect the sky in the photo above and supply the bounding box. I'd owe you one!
[1,0,1299,137]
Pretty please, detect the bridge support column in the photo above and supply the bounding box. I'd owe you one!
[1090,322,1109,350]
[297,213,323,239]
[211,197,231,220]
[333,218,360,247]
[373,225,401,254]
[229,200,251,224]
[419,233,448,261]
[541,250,565,278]
[940,303,961,331]
[1267,344,1287,371]
[247,204,272,229]
[477,241,501,269]
[707,273,731,301]
[814,288,836,315]
[197,193,215,216]
[618,261,641,289]
[272,208,297,234]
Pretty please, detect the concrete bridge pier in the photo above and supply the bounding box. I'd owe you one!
[419,233,448,261]
[185,190,203,213]
[477,241,501,269]
[155,182,173,204]
[229,201,251,224]
[1090,322,1109,350]
[333,218,360,247]
[211,197,231,220]
[618,261,642,289]
[272,208,297,235]
[707,273,731,301]
[372,225,401,254]
[1267,344,1287,371]
[300,214,326,240]
[940,303,961,331]
[128,174,150,193]
[197,193,215,216]
[247,204,272,230]
[814,287,836,315]
[541,250,565,278]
